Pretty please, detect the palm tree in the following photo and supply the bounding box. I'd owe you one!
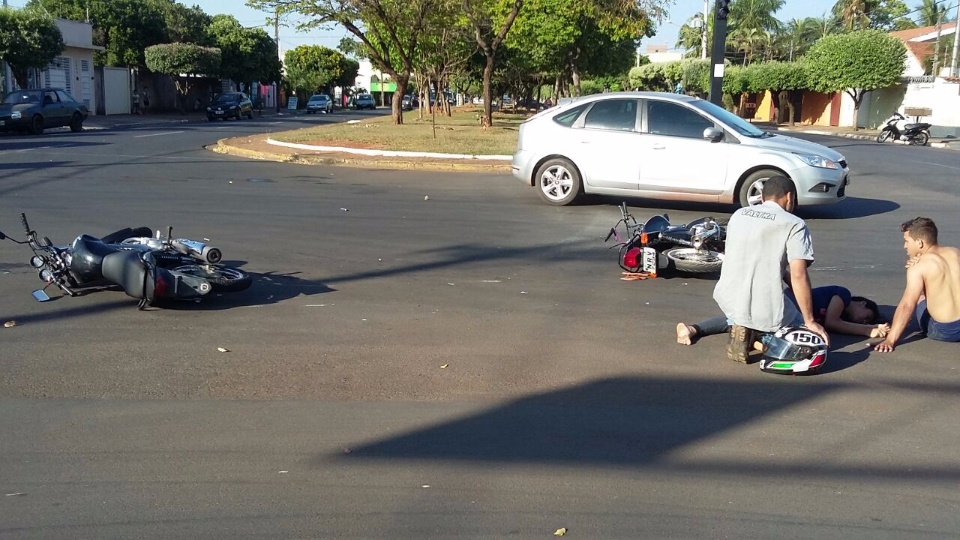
[774,17,820,61]
[809,13,840,40]
[676,14,706,58]
[832,0,874,31]
[916,0,955,26]
[730,0,785,35]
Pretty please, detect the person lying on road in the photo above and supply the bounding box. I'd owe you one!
[677,286,890,346]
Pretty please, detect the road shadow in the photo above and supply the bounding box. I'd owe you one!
[588,195,736,217]
[798,197,900,220]
[327,375,960,481]
[155,270,335,311]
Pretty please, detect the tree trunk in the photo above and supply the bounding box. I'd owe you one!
[481,54,495,128]
[571,65,582,97]
[392,73,410,125]
[11,67,28,90]
[847,89,863,130]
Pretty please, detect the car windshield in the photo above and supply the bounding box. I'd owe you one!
[214,94,240,104]
[688,99,768,138]
[309,96,327,102]
[3,91,41,105]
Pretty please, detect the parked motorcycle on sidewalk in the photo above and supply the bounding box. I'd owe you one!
[877,112,931,146]
[605,202,725,276]
[0,214,252,309]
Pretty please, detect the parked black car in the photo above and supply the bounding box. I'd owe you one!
[0,88,89,135]
[207,92,254,121]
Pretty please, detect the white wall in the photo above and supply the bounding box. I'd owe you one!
[856,78,960,137]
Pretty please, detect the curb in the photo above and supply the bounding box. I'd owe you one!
[266,138,512,161]
[211,139,512,173]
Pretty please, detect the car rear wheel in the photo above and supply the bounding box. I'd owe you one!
[29,115,44,135]
[69,113,83,133]
[737,169,790,208]
[535,158,582,206]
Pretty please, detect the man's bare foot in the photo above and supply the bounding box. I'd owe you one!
[677,323,696,345]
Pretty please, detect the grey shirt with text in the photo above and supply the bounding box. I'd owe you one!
[713,201,814,332]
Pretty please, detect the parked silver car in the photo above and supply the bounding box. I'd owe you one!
[306,94,333,114]
[512,92,849,207]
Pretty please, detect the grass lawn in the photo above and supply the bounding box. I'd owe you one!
[271,106,528,155]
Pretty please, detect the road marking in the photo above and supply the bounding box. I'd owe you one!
[904,159,960,171]
[0,148,35,156]
[134,130,185,138]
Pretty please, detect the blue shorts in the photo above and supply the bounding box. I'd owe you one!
[916,300,960,343]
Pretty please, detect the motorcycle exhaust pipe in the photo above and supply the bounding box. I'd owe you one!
[172,239,222,264]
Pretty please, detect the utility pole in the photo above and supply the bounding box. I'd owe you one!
[709,0,730,106]
[951,1,960,77]
[2,0,11,94]
[275,10,281,113]
[932,9,943,77]
[701,0,709,60]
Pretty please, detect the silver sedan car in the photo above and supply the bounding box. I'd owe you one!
[512,92,849,207]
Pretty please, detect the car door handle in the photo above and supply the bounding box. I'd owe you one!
[651,144,666,150]
[580,140,591,144]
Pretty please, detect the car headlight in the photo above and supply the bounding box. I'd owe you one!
[206,107,212,112]
[229,105,237,110]
[794,153,839,169]
[11,111,21,119]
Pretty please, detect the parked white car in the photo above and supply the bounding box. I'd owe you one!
[512,92,850,207]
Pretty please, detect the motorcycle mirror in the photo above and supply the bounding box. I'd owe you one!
[0,231,6,240]
[31,289,51,302]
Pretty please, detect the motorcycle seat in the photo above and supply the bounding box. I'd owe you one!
[904,123,930,130]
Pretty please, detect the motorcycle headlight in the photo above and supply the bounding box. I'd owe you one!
[11,111,21,119]
[794,153,839,170]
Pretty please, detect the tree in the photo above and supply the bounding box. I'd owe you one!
[161,2,213,44]
[0,7,64,89]
[26,0,167,66]
[916,0,956,26]
[463,0,524,127]
[284,45,353,95]
[804,29,905,129]
[749,61,809,125]
[831,0,914,31]
[145,43,221,111]
[247,0,440,125]
[206,14,281,85]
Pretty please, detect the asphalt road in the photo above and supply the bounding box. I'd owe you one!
[1,113,959,539]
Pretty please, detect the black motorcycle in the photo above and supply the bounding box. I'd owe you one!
[605,202,725,276]
[0,214,251,309]
[877,112,931,146]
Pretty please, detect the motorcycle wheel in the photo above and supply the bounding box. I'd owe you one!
[911,132,929,146]
[665,248,724,274]
[877,131,892,143]
[173,265,252,292]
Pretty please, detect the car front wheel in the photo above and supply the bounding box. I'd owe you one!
[69,113,83,133]
[29,115,44,135]
[534,158,582,206]
[737,169,793,208]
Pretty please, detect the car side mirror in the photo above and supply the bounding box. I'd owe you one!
[703,127,724,142]
[0,230,6,240]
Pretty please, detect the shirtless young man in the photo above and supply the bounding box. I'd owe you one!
[875,217,960,352]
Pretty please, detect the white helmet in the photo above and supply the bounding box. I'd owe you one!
[759,326,828,375]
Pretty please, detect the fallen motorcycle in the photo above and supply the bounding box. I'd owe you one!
[605,202,725,276]
[0,214,252,309]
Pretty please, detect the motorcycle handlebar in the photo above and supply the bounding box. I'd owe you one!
[20,213,30,234]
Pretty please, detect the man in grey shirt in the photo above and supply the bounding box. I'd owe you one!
[713,176,829,362]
